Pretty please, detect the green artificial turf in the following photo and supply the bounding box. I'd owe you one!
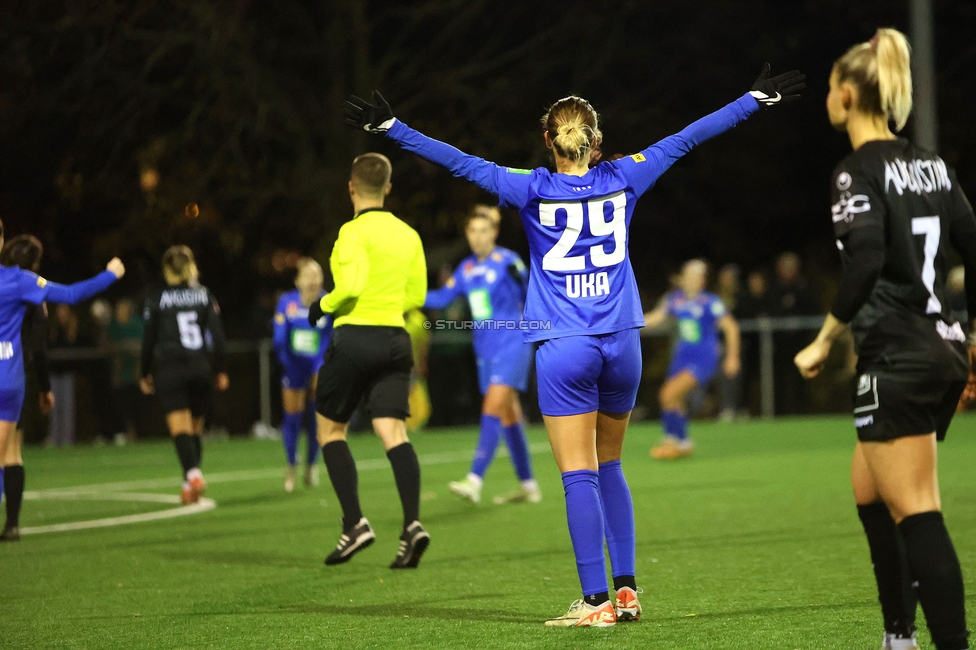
[2,416,974,649]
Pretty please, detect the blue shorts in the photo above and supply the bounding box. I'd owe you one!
[476,337,533,395]
[281,358,322,390]
[668,344,720,385]
[536,329,642,417]
[0,389,25,422]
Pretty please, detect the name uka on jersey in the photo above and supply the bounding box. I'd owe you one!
[565,271,610,298]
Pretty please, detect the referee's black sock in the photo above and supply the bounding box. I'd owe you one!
[857,502,916,636]
[3,465,25,528]
[386,442,420,530]
[898,511,970,650]
[322,440,363,531]
[173,433,197,479]
[192,434,202,468]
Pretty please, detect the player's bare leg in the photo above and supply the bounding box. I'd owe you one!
[0,421,23,541]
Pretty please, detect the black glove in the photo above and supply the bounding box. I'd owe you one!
[343,91,396,133]
[308,298,325,327]
[749,63,805,107]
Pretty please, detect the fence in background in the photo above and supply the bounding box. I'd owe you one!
[41,316,833,440]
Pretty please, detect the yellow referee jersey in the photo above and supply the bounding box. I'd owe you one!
[320,209,427,328]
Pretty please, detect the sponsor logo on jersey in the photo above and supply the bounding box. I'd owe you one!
[159,287,209,309]
[565,271,610,298]
[831,191,871,223]
[445,277,456,288]
[491,252,503,262]
[505,167,531,175]
[36,277,48,288]
[854,414,875,428]
[884,157,951,196]
[631,153,646,163]
[286,301,299,318]
[0,341,13,360]
[570,184,593,192]
[274,313,286,324]
[836,171,852,190]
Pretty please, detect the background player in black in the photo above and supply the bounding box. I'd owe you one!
[140,246,229,506]
[795,28,976,650]
[0,235,56,541]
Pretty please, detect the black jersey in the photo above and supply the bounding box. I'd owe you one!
[831,138,976,379]
[141,283,226,377]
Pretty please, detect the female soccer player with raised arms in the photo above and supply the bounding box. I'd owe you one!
[345,66,803,626]
[795,28,976,650]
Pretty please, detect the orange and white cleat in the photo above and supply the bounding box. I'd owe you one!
[544,599,616,627]
[187,468,207,503]
[614,586,643,621]
[650,437,694,460]
[181,482,194,505]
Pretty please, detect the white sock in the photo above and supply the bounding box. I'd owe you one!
[466,473,483,490]
[521,479,540,493]
[187,467,203,482]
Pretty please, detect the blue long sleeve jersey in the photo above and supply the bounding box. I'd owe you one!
[424,246,528,355]
[666,290,728,354]
[0,267,117,389]
[387,93,759,342]
[272,289,333,367]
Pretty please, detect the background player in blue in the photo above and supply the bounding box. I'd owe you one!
[0,219,124,541]
[344,63,803,625]
[643,260,741,460]
[424,208,540,505]
[273,258,332,493]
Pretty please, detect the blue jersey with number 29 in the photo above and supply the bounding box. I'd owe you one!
[388,93,758,342]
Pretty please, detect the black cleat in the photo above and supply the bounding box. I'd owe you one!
[390,521,430,569]
[0,525,20,542]
[324,518,375,565]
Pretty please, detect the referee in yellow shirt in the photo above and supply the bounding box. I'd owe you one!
[308,153,429,569]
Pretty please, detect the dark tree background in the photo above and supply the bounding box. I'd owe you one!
[1,0,974,333]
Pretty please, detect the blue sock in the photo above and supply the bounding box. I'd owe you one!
[470,414,502,478]
[305,399,319,466]
[562,469,609,598]
[661,409,688,441]
[281,412,302,466]
[503,422,534,481]
[598,460,636,581]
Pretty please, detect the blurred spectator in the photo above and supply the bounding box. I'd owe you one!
[47,304,79,446]
[89,299,118,442]
[736,270,775,416]
[771,252,819,414]
[947,266,968,325]
[107,299,145,440]
[715,264,742,421]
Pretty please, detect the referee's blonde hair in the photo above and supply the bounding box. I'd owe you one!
[834,28,913,132]
[542,96,603,163]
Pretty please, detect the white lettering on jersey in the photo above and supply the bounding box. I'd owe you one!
[159,288,209,309]
[936,320,966,343]
[831,191,871,223]
[0,341,13,360]
[566,272,610,299]
[883,158,951,196]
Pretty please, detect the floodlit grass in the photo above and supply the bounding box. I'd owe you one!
[3,415,975,649]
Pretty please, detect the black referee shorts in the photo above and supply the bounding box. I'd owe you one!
[154,361,213,418]
[316,325,413,423]
[853,371,966,443]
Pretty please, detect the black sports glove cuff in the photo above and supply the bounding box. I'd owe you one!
[308,299,326,327]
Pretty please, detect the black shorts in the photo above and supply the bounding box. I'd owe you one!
[316,325,413,423]
[853,371,966,443]
[155,363,213,417]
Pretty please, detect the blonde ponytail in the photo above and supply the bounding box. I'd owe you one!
[833,28,913,132]
[162,245,198,285]
[874,28,913,131]
[541,96,603,163]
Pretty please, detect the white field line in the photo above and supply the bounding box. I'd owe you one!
[18,441,551,536]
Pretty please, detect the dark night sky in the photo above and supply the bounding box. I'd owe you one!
[1,0,974,333]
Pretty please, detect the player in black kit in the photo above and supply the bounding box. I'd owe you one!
[140,246,229,505]
[795,28,976,650]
